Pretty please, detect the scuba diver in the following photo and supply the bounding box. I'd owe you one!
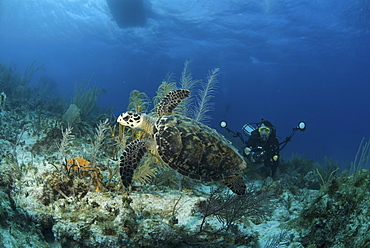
[220,119,306,177]
[245,120,280,176]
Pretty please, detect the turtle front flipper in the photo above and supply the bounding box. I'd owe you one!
[157,89,190,116]
[120,139,150,188]
[223,175,246,195]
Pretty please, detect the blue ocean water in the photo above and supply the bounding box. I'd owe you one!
[0,0,369,168]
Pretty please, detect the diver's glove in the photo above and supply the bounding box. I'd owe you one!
[273,155,279,161]
[244,147,252,155]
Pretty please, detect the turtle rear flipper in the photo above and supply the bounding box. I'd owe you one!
[223,175,246,195]
[120,139,149,188]
[157,89,190,116]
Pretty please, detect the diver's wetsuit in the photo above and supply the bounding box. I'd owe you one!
[245,129,280,176]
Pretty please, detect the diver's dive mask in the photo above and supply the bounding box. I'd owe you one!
[258,125,271,141]
[258,127,271,134]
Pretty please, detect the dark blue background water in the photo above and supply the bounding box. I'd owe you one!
[1,0,369,168]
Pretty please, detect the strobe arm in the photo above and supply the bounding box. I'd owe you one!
[220,120,245,144]
[279,121,306,151]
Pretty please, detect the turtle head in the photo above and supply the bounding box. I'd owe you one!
[117,112,143,129]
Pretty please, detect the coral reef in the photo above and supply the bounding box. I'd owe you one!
[0,92,6,110]
[294,169,370,247]
[0,188,49,247]
[1,60,370,247]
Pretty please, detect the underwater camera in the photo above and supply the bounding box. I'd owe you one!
[219,120,306,151]
[250,147,265,164]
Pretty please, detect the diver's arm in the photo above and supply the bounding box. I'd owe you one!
[244,134,259,155]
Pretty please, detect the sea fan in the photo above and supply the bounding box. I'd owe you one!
[58,125,74,163]
[90,119,109,167]
[127,89,151,113]
[179,60,200,117]
[191,68,219,123]
[132,155,158,185]
[73,76,106,117]
[180,60,199,90]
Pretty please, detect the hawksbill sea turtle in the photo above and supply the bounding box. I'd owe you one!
[117,89,247,194]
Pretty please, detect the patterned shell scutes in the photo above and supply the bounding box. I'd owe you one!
[157,89,190,116]
[153,115,245,182]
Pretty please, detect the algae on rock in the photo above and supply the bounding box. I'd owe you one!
[0,189,49,248]
[294,169,370,247]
